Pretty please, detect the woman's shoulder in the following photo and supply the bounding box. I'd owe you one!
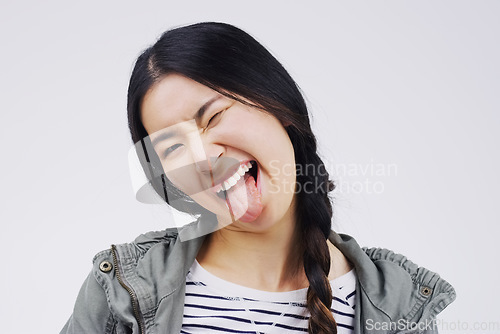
[329,230,456,327]
[90,227,207,280]
[86,228,205,313]
[89,228,180,264]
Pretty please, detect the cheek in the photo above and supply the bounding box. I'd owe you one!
[227,110,295,170]
[214,110,257,145]
[221,109,286,145]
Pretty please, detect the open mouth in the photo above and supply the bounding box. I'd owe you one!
[216,160,258,200]
[248,160,258,181]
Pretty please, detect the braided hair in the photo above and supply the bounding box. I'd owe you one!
[127,22,338,333]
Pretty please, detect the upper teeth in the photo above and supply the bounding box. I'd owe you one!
[216,161,253,193]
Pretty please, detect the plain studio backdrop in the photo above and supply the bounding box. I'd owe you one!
[1,1,498,333]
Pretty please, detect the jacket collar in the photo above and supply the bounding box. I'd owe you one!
[124,227,455,328]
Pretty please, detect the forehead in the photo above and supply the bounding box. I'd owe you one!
[140,73,219,135]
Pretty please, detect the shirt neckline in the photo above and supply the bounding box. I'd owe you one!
[188,259,356,303]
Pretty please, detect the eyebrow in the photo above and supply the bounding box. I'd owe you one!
[151,95,222,148]
[195,95,222,123]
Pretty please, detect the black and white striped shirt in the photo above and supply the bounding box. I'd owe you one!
[181,259,356,333]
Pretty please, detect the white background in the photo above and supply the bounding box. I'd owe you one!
[1,1,499,333]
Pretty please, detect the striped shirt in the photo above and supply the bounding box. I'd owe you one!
[181,259,356,334]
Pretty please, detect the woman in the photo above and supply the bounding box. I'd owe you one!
[61,22,455,334]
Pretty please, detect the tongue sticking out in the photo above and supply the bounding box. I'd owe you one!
[225,174,263,223]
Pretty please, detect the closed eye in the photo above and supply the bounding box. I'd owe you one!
[163,143,183,158]
[206,109,227,128]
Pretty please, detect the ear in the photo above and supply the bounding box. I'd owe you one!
[281,119,292,127]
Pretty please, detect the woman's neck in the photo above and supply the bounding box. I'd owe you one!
[196,220,308,292]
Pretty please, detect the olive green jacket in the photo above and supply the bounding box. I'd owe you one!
[61,229,456,334]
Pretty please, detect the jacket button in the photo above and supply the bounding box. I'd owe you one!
[420,286,432,296]
[99,260,113,273]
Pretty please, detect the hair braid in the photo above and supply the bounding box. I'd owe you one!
[295,141,337,334]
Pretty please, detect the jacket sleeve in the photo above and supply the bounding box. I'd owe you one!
[60,271,115,334]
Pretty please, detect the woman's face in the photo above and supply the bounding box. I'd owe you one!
[140,73,297,234]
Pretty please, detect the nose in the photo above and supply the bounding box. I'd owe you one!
[188,132,223,175]
[194,150,224,175]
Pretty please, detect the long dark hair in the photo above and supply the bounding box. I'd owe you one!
[127,22,338,334]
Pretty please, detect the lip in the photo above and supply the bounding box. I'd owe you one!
[209,159,253,193]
